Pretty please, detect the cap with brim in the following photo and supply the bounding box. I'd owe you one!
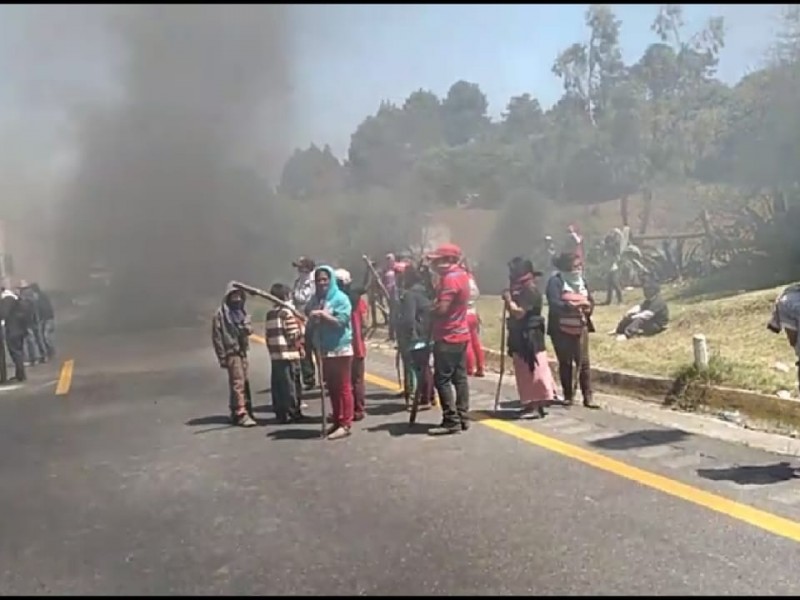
[427,243,462,260]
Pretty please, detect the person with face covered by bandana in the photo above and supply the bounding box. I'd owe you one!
[545,252,599,409]
[212,283,256,427]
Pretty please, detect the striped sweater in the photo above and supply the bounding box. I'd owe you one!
[265,306,302,361]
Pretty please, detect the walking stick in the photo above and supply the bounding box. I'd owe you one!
[312,326,330,438]
[493,302,508,412]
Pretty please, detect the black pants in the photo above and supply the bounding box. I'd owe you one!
[300,328,316,387]
[433,341,469,427]
[615,316,663,338]
[550,330,591,403]
[7,334,26,381]
[271,359,301,420]
[605,271,623,305]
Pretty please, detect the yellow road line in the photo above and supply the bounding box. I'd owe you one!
[55,359,74,396]
[364,370,800,545]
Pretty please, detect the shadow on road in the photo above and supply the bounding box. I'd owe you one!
[256,388,271,395]
[185,415,231,427]
[589,428,690,451]
[366,421,436,437]
[366,402,408,417]
[696,462,799,486]
[267,428,323,441]
[367,391,404,402]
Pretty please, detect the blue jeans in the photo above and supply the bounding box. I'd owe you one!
[40,319,55,359]
[24,327,42,364]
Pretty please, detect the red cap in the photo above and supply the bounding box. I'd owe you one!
[427,243,462,260]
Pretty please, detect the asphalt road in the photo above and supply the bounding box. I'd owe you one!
[2,325,800,595]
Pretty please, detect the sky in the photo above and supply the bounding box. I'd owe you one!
[0,4,784,174]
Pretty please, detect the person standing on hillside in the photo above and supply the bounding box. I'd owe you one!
[211,283,256,427]
[292,257,317,390]
[427,243,472,435]
[768,282,800,393]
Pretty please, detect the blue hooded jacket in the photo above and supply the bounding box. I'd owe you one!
[307,265,353,355]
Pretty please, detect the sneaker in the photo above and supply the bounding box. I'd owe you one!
[327,426,351,440]
[237,413,257,427]
[474,371,485,378]
[428,424,461,436]
[326,424,340,437]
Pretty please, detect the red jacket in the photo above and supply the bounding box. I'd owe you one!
[351,297,368,358]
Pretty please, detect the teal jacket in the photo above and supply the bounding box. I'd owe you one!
[307,265,353,354]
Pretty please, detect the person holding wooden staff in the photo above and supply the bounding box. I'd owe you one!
[292,257,317,391]
[545,252,599,409]
[212,282,257,427]
[306,266,355,440]
[502,257,556,419]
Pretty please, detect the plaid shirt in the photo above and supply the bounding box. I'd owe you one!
[265,306,302,361]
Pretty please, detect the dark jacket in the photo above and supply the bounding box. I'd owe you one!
[398,282,432,346]
[545,272,595,337]
[0,295,29,338]
[640,294,669,330]
[32,285,55,321]
[506,283,547,371]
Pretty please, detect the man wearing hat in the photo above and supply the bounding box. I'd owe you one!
[292,257,317,390]
[427,243,472,435]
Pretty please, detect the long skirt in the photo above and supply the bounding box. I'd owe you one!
[512,352,556,407]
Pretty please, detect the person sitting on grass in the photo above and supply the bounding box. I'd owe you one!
[614,281,670,341]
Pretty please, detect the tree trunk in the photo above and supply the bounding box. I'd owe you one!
[639,188,653,236]
[620,194,629,227]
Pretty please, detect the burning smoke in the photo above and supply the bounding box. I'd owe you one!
[57,5,295,329]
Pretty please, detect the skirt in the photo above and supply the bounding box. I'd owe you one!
[512,352,557,406]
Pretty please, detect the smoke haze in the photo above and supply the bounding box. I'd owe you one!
[51,5,295,328]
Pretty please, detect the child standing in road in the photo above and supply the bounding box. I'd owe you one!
[265,283,305,424]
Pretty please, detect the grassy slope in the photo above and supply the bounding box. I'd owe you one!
[476,284,798,395]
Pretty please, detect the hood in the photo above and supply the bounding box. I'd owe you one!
[315,265,340,304]
[222,281,245,306]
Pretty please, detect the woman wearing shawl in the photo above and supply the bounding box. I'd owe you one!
[307,266,354,440]
[211,283,256,427]
[502,258,556,419]
[545,252,599,409]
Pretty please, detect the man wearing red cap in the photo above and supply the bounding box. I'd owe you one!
[427,243,472,435]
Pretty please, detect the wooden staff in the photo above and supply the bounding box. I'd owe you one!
[493,302,508,412]
[363,255,402,388]
[232,281,307,323]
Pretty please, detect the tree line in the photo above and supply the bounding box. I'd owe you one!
[272,4,800,285]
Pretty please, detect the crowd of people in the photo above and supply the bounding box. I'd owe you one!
[0,280,56,384]
[211,236,617,437]
[209,216,800,436]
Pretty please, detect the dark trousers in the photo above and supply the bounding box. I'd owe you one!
[7,333,26,382]
[271,359,301,420]
[300,328,316,387]
[352,356,366,418]
[433,341,469,427]
[605,271,623,305]
[410,346,434,405]
[615,315,663,339]
[550,330,592,402]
